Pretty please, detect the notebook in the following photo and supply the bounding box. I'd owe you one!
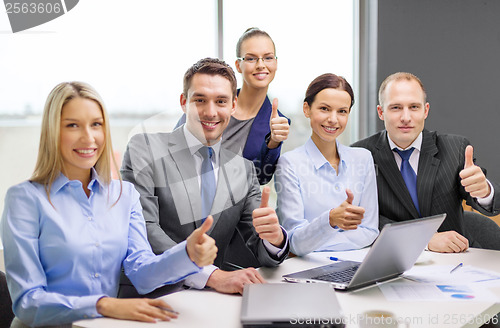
[282,214,446,290]
[240,283,345,328]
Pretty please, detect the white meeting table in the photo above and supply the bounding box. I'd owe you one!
[74,247,500,328]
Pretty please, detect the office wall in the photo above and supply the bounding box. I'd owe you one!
[376,0,500,182]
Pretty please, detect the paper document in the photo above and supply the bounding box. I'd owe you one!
[403,265,500,285]
[378,281,498,302]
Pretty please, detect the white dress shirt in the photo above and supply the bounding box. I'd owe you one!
[275,139,379,256]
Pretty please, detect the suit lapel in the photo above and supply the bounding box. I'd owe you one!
[374,131,420,218]
[417,130,440,217]
[168,128,202,226]
[167,129,250,231]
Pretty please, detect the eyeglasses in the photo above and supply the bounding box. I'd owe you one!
[237,56,277,64]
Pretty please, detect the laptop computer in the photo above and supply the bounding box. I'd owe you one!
[282,214,446,290]
[240,283,345,328]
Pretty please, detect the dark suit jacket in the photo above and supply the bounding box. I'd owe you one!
[352,129,500,243]
[121,127,288,270]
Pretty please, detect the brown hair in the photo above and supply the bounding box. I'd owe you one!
[236,27,276,58]
[304,73,355,109]
[183,57,237,100]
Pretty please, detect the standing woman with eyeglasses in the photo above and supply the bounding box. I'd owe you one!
[176,28,290,185]
[231,27,290,184]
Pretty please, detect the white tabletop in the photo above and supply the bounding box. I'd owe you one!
[73,247,500,328]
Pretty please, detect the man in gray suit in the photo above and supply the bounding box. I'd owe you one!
[353,72,500,253]
[121,58,288,295]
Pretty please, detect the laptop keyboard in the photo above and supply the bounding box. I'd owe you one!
[312,264,360,283]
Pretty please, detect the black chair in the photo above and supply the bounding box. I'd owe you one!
[464,211,500,251]
[0,270,14,328]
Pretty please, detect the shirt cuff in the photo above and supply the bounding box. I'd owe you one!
[183,265,218,289]
[262,227,289,258]
[477,179,494,207]
[159,240,202,280]
[322,209,340,230]
[81,294,107,320]
[130,240,202,295]
[265,133,280,149]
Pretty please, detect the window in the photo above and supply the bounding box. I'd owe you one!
[0,0,355,222]
[223,0,355,150]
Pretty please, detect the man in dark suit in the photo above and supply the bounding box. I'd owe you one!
[353,72,500,253]
[121,58,288,295]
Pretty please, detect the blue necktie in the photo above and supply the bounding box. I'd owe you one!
[199,146,216,221]
[394,148,420,215]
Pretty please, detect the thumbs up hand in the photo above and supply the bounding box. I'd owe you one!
[345,188,354,205]
[459,145,491,198]
[186,216,218,267]
[464,145,474,169]
[252,186,285,247]
[268,98,289,149]
[329,189,365,230]
[259,185,271,208]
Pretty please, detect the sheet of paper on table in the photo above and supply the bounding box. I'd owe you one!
[402,265,500,286]
[378,280,498,302]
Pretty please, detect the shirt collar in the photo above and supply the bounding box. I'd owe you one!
[88,167,105,190]
[305,138,347,172]
[183,125,221,159]
[387,132,423,152]
[51,167,104,194]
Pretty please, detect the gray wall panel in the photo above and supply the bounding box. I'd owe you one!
[376,0,500,182]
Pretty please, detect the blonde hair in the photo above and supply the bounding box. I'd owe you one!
[31,82,121,202]
[378,72,427,108]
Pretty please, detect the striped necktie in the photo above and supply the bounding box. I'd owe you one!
[394,147,420,216]
[199,146,216,221]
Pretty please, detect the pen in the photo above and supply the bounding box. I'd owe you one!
[450,263,463,274]
[225,262,245,270]
[327,256,344,261]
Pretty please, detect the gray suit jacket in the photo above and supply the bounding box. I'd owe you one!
[352,129,500,243]
[121,127,287,269]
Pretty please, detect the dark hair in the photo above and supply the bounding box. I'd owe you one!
[304,73,355,109]
[183,57,237,99]
[236,27,276,58]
